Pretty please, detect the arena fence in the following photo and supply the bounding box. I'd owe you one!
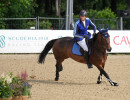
[73,18,119,30]
[0,18,37,29]
[0,17,120,30]
[38,17,65,30]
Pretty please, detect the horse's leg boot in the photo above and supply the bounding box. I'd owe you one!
[83,51,93,69]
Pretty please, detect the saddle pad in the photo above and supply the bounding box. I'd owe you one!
[72,42,82,56]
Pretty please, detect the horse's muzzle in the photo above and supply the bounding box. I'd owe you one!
[107,47,112,52]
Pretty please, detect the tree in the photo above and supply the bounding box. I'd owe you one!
[34,0,44,16]
[8,0,35,18]
[56,0,59,16]
[0,0,9,18]
[127,0,130,10]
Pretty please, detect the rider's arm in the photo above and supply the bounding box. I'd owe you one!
[89,19,96,33]
[73,22,84,38]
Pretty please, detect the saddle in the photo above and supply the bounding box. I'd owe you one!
[72,38,93,56]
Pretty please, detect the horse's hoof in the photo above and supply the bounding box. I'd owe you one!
[59,67,63,72]
[97,81,102,84]
[55,78,59,81]
[110,82,119,86]
[113,82,119,86]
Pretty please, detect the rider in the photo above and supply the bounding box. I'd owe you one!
[73,10,96,69]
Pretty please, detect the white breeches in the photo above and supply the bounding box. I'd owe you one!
[77,38,88,51]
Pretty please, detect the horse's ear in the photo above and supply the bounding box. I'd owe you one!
[97,27,102,33]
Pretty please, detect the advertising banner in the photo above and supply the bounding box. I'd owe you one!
[0,30,129,53]
[0,30,73,53]
[109,31,130,53]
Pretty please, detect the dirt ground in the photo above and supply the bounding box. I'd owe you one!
[0,54,130,100]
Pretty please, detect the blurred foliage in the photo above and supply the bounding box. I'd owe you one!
[88,8,117,19]
[0,0,129,29]
[124,18,130,30]
[74,8,118,29]
[39,20,52,29]
[0,20,6,29]
[27,20,52,29]
[26,20,36,29]
[0,0,35,18]
[88,8,118,29]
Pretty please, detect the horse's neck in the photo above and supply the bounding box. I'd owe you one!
[93,40,106,54]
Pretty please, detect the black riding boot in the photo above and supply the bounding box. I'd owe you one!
[83,51,93,69]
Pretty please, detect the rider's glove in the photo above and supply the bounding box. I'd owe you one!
[93,33,96,37]
[83,35,88,39]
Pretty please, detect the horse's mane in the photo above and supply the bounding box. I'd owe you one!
[92,32,99,43]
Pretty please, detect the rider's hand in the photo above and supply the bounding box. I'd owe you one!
[93,33,96,37]
[83,35,88,38]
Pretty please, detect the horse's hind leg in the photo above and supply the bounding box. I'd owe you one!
[55,60,63,81]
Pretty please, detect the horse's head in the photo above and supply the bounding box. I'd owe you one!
[97,26,112,52]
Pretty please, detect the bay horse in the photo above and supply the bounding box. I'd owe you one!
[38,27,119,86]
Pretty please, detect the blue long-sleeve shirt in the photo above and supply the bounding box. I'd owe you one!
[73,18,96,41]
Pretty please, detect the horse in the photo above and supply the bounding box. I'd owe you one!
[38,27,119,86]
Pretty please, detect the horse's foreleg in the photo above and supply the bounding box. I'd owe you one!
[97,65,104,84]
[97,66,119,86]
[97,71,102,84]
[55,61,63,81]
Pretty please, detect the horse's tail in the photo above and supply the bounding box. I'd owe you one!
[38,39,58,64]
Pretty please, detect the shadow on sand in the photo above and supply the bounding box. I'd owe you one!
[28,79,100,86]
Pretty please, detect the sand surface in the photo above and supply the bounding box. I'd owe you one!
[0,54,130,100]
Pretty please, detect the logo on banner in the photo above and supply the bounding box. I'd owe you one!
[113,36,130,46]
[0,35,5,48]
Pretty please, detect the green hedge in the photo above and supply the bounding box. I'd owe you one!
[74,8,118,30]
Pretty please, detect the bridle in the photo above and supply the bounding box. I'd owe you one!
[100,32,110,49]
[94,32,110,51]
[96,26,111,52]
